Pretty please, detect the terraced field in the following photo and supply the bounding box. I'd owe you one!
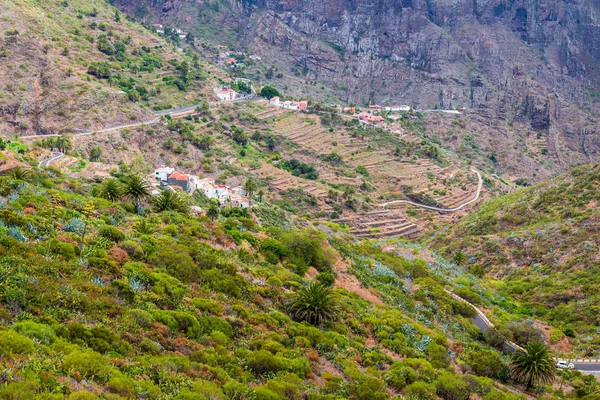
[252,162,335,211]
[333,210,422,239]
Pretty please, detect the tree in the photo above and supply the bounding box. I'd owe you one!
[98,179,123,202]
[244,179,257,206]
[122,175,150,213]
[207,201,219,222]
[288,282,338,326]
[260,86,280,99]
[152,189,188,213]
[89,146,102,162]
[510,342,555,389]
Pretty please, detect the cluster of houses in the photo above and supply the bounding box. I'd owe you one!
[357,112,385,124]
[269,97,308,111]
[151,167,250,208]
[152,25,187,41]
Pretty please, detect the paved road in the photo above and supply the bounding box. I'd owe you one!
[154,95,256,116]
[21,97,257,140]
[446,289,600,371]
[380,168,483,212]
[39,152,64,167]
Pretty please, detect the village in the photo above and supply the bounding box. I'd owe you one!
[150,166,251,211]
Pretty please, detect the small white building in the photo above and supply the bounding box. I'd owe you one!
[231,195,250,208]
[155,166,174,182]
[385,105,411,112]
[281,101,298,110]
[269,96,280,106]
[216,89,237,101]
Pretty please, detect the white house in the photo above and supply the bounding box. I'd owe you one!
[269,96,280,106]
[385,105,411,112]
[154,166,174,182]
[281,101,298,110]
[231,195,250,208]
[216,89,236,101]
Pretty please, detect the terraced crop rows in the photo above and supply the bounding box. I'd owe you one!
[334,210,422,239]
[254,106,290,121]
[253,162,334,210]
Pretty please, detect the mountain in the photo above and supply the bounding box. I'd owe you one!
[113,0,600,182]
[429,162,600,355]
[0,0,221,136]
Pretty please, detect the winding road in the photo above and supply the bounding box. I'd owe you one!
[38,152,64,167]
[380,168,483,212]
[446,289,600,372]
[20,96,257,140]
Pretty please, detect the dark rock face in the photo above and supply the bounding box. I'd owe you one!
[115,0,600,177]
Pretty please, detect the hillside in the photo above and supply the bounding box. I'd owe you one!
[0,144,565,399]
[429,163,600,355]
[111,0,600,183]
[0,0,222,136]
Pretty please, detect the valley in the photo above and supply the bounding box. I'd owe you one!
[0,0,599,398]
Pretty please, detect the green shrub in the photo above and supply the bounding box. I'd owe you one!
[384,362,418,390]
[435,372,470,400]
[247,350,285,375]
[87,257,118,273]
[12,321,57,345]
[99,225,126,242]
[48,239,80,259]
[0,330,35,355]
[192,297,223,314]
[316,272,335,287]
[63,350,112,382]
[151,310,200,338]
[405,381,436,400]
[109,280,136,303]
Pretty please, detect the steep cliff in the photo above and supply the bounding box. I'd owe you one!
[114,0,600,180]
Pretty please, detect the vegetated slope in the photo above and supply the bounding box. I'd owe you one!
[0,145,563,398]
[429,163,600,354]
[0,0,216,136]
[113,0,600,183]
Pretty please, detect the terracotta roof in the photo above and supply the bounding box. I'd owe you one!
[168,171,189,181]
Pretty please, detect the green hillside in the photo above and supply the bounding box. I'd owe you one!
[0,0,219,136]
[429,163,600,355]
[0,143,557,399]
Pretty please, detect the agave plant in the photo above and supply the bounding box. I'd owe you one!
[510,342,555,388]
[8,167,32,182]
[152,189,188,213]
[134,218,158,235]
[288,282,339,326]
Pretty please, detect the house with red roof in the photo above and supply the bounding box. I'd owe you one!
[167,171,198,193]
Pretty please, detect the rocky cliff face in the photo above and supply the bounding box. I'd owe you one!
[114,0,600,178]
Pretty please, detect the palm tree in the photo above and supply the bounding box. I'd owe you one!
[8,167,32,182]
[206,202,219,222]
[98,179,123,202]
[122,175,150,213]
[510,342,555,389]
[288,282,339,326]
[152,189,188,213]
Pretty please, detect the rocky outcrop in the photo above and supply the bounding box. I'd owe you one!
[113,0,600,177]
